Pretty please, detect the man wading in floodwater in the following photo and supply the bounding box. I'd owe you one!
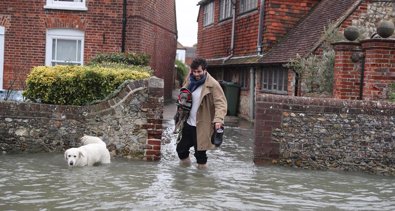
[175,58,227,169]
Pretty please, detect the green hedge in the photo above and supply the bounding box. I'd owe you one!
[23,65,152,106]
[390,83,395,102]
[89,52,150,66]
[175,60,189,86]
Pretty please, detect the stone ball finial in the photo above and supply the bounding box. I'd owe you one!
[377,20,394,38]
[344,26,359,41]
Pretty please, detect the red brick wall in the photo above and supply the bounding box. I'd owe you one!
[128,0,177,99]
[361,39,395,101]
[197,0,319,58]
[0,0,176,99]
[197,0,234,58]
[332,42,362,100]
[332,40,395,101]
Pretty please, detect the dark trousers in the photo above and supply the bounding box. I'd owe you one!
[176,123,207,164]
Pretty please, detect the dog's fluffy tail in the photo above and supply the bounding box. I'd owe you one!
[81,135,106,145]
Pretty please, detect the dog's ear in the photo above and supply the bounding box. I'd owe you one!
[79,151,85,158]
[64,151,68,161]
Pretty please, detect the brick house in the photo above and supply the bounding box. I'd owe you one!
[196,0,395,120]
[0,0,177,99]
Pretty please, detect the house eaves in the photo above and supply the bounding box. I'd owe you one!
[197,0,212,6]
[260,0,362,65]
[207,55,263,67]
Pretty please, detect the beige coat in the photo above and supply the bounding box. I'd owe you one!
[183,72,227,150]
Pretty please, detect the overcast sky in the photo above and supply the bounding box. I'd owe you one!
[175,0,200,47]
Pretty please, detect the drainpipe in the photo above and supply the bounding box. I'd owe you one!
[249,67,255,119]
[359,55,365,100]
[121,0,127,52]
[251,0,265,120]
[257,0,265,55]
[223,0,236,63]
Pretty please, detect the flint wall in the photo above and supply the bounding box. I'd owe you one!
[0,77,164,161]
[254,94,395,176]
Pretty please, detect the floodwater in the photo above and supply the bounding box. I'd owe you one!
[0,120,394,210]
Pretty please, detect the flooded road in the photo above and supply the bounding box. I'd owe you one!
[1,99,395,211]
[1,122,394,210]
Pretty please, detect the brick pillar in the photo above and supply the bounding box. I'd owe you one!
[361,39,395,101]
[254,95,281,165]
[144,77,164,161]
[332,42,362,100]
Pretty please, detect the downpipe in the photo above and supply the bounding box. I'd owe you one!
[223,0,236,63]
[257,0,265,55]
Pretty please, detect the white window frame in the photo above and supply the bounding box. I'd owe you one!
[44,0,87,11]
[261,67,288,94]
[219,0,233,21]
[240,0,257,14]
[46,29,84,66]
[0,26,4,90]
[203,1,214,26]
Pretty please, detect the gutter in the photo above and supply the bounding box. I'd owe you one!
[121,0,127,52]
[257,0,265,55]
[223,0,236,63]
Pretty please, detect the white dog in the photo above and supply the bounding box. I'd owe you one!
[64,135,111,167]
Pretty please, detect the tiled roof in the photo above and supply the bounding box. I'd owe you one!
[207,55,263,67]
[261,0,361,64]
[177,41,186,49]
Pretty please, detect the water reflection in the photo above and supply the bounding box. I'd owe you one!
[0,124,394,210]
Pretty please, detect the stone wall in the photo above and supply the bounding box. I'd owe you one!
[0,77,164,161]
[254,94,395,176]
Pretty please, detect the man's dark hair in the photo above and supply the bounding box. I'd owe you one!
[190,58,208,70]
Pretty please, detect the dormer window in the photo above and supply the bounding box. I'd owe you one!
[44,0,87,11]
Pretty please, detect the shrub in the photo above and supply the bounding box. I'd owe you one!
[285,51,334,94]
[390,83,395,102]
[175,60,189,86]
[23,65,152,105]
[89,52,150,66]
[284,22,340,96]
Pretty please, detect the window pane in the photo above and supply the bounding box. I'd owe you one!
[273,70,277,90]
[52,39,57,60]
[261,67,288,93]
[240,0,257,13]
[204,2,214,25]
[268,69,272,90]
[56,39,78,62]
[220,0,232,20]
[263,70,267,89]
[278,69,283,91]
[77,40,81,62]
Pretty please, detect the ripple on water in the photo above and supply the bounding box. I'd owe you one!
[0,126,394,210]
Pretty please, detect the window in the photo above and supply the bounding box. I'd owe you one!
[220,0,233,20]
[203,1,214,26]
[239,0,257,13]
[240,69,249,89]
[44,0,87,11]
[261,67,288,94]
[46,29,84,66]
